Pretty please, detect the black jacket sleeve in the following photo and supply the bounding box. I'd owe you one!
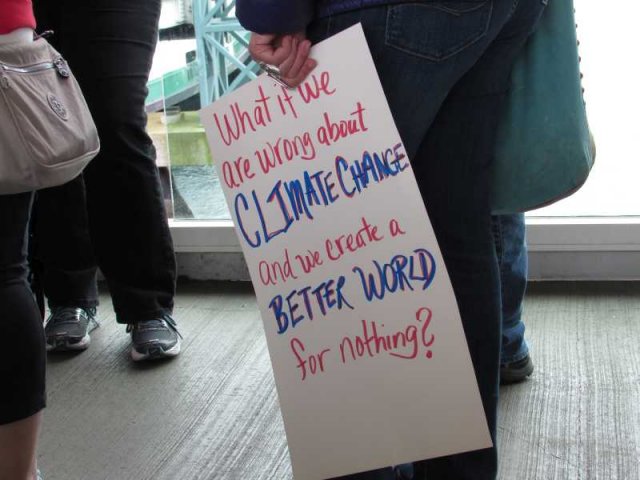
[236,0,315,34]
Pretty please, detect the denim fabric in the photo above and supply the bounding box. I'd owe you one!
[308,1,546,478]
[492,213,529,365]
[317,0,489,21]
[235,0,491,34]
[0,193,46,424]
[31,0,177,324]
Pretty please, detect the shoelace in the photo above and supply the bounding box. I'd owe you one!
[126,314,183,339]
[45,307,98,327]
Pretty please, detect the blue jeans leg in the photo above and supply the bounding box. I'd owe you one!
[309,1,546,479]
[492,213,529,365]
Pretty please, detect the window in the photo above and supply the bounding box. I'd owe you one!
[147,0,640,279]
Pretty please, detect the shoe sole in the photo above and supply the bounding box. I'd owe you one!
[46,334,91,352]
[131,338,181,362]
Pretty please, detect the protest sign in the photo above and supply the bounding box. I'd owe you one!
[200,24,491,480]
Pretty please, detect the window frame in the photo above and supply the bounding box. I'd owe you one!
[169,217,640,280]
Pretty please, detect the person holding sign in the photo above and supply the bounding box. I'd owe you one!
[236,0,546,479]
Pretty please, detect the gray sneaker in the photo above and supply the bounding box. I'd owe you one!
[127,315,182,362]
[44,307,99,352]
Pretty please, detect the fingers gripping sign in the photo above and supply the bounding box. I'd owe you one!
[249,32,317,88]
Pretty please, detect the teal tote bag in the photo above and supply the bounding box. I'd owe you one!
[490,0,595,214]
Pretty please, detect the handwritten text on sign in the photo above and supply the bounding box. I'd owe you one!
[200,24,490,480]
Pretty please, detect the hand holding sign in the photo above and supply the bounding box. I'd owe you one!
[249,32,317,87]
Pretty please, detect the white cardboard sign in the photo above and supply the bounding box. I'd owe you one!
[200,24,491,480]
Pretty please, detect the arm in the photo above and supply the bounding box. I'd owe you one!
[236,0,314,35]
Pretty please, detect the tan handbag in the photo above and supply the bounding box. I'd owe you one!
[0,37,99,194]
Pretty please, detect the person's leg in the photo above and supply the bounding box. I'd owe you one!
[35,0,180,360]
[28,0,100,354]
[32,177,99,313]
[408,66,504,480]
[34,0,175,322]
[31,176,101,352]
[0,412,43,480]
[50,0,175,321]
[492,213,533,383]
[310,1,546,478]
[0,193,46,480]
[411,4,546,476]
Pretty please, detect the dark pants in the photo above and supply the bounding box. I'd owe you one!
[310,0,546,478]
[0,193,46,424]
[32,0,176,324]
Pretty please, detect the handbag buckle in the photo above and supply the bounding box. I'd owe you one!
[53,57,70,79]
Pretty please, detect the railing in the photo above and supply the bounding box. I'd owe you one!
[192,0,259,106]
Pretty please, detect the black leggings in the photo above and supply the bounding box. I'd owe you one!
[0,193,46,425]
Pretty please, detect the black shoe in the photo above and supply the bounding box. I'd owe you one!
[500,353,534,385]
[127,315,182,361]
[44,307,99,352]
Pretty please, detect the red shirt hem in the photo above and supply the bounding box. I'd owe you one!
[0,0,36,35]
